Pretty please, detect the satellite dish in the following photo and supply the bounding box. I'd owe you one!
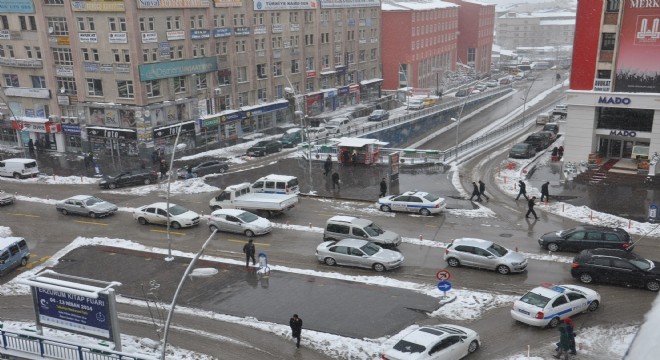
[48,27,54,34]
[144,110,150,117]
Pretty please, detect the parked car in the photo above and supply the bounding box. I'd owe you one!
[474,84,487,92]
[133,202,201,229]
[382,324,480,360]
[537,130,556,143]
[454,89,469,97]
[407,99,425,110]
[177,160,229,178]
[511,283,600,328]
[499,77,512,85]
[523,133,550,151]
[509,143,536,159]
[99,169,159,189]
[56,195,118,218]
[307,127,330,140]
[571,248,660,291]
[0,190,15,206]
[246,140,282,157]
[315,238,404,272]
[542,123,560,135]
[279,128,303,148]
[377,190,447,216]
[207,209,272,236]
[538,225,634,252]
[486,80,499,87]
[324,117,351,135]
[0,158,39,179]
[367,109,390,122]
[444,238,528,275]
[0,237,30,277]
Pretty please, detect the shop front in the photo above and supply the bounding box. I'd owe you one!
[86,126,138,157]
[322,89,337,112]
[61,124,83,153]
[242,100,289,133]
[12,118,63,152]
[152,120,196,156]
[337,86,350,108]
[348,84,360,105]
[595,130,650,159]
[306,92,324,117]
[0,119,17,146]
[360,78,383,102]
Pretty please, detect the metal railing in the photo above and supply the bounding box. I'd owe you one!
[0,327,156,360]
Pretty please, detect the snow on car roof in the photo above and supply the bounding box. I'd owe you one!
[400,327,448,347]
[256,174,297,181]
[329,215,356,223]
[68,195,94,200]
[0,237,25,248]
[211,208,245,216]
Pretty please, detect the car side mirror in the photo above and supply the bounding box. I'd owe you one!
[362,234,368,238]
[487,255,495,259]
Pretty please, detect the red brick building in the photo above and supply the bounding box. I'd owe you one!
[445,0,496,75]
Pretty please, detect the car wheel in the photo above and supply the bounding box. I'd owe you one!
[13,173,21,179]
[138,217,148,225]
[446,258,460,267]
[61,209,68,215]
[212,206,222,210]
[468,340,479,353]
[587,300,599,312]
[548,317,561,328]
[579,273,594,284]
[144,178,152,185]
[20,257,28,266]
[324,257,336,266]
[496,265,511,275]
[546,242,560,252]
[646,280,660,292]
[419,208,431,216]
[380,205,391,212]
[171,221,181,229]
[244,229,255,237]
[373,263,386,272]
[89,212,97,218]
[209,225,219,233]
[108,183,117,189]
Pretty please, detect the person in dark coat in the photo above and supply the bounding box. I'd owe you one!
[516,180,528,200]
[379,178,387,197]
[478,180,489,201]
[88,151,94,165]
[563,318,577,355]
[289,314,303,348]
[332,172,340,190]
[558,146,564,158]
[541,181,550,202]
[323,155,332,176]
[185,165,194,180]
[526,196,539,220]
[27,139,35,156]
[469,182,482,202]
[551,147,559,157]
[553,322,570,359]
[242,239,256,267]
[159,159,168,179]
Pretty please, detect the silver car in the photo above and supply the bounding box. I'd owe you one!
[56,195,118,218]
[207,209,272,237]
[133,202,200,229]
[316,238,404,272]
[444,238,528,275]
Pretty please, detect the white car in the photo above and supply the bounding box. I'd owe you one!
[377,191,447,216]
[307,127,329,140]
[382,324,480,360]
[133,202,201,229]
[207,209,272,236]
[324,118,351,135]
[511,283,600,328]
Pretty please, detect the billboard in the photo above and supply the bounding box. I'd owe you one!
[320,0,380,8]
[613,1,660,93]
[32,287,114,340]
[253,0,318,10]
[139,57,218,81]
[0,0,35,13]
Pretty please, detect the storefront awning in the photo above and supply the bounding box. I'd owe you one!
[17,116,49,124]
[320,70,337,76]
[336,137,389,148]
[360,78,384,86]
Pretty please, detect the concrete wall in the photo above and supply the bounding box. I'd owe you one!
[563,104,597,163]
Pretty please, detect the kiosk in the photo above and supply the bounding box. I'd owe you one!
[336,137,388,165]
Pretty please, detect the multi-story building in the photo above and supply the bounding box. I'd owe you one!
[495,10,575,50]
[0,0,382,158]
[445,0,496,75]
[565,0,660,175]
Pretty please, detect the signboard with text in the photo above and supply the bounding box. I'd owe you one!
[253,0,318,10]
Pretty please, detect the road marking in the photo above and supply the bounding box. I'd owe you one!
[74,220,108,226]
[12,213,39,218]
[149,229,186,236]
[227,239,271,246]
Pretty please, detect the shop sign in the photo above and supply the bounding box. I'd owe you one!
[254,26,267,35]
[0,30,10,40]
[234,27,250,36]
[138,0,210,9]
[199,117,220,129]
[598,96,631,105]
[71,1,125,12]
[142,32,158,43]
[290,24,300,31]
[109,32,128,43]
[61,124,81,134]
[191,29,211,40]
[306,70,316,78]
[0,58,42,68]
[272,24,283,33]
[214,0,242,7]
[349,84,360,93]
[213,27,232,37]
[609,130,637,137]
[87,127,137,140]
[100,64,114,73]
[158,42,171,59]
[153,121,196,139]
[320,0,380,8]
[57,37,70,45]
[13,121,61,134]
[116,64,131,73]
[79,33,98,43]
[84,62,100,72]
[220,111,243,123]
[338,86,349,95]
[4,87,50,99]
[139,57,218,81]
[0,0,35,13]
[167,30,185,41]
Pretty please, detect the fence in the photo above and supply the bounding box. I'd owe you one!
[0,327,156,360]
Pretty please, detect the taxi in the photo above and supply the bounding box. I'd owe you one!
[377,191,447,216]
[511,283,600,328]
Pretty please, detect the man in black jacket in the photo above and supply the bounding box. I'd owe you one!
[379,178,387,197]
[526,196,539,220]
[478,180,489,201]
[289,314,303,348]
[516,180,528,200]
[243,239,256,267]
[469,182,482,202]
[541,181,550,202]
[323,155,332,176]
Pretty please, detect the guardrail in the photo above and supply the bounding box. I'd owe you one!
[0,327,156,360]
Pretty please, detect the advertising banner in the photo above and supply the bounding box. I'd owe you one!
[137,0,210,9]
[109,32,128,43]
[320,0,380,8]
[142,32,158,43]
[214,0,242,6]
[167,30,185,41]
[71,1,125,12]
[253,0,318,10]
[191,29,211,40]
[213,27,232,37]
[614,1,660,93]
[139,57,218,81]
[79,33,98,43]
[32,287,113,340]
[0,0,35,13]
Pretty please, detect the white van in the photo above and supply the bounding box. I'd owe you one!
[0,158,39,179]
[251,174,300,195]
[0,237,30,276]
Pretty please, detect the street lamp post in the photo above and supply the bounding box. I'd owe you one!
[285,75,313,193]
[164,123,185,261]
[521,76,537,129]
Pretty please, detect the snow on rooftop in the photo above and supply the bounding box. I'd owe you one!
[382,0,458,11]
[540,19,575,25]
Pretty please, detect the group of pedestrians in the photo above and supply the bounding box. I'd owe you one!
[515,179,552,220]
[323,155,341,190]
[554,317,577,359]
[469,180,489,202]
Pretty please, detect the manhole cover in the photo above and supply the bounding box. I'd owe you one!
[499,233,514,238]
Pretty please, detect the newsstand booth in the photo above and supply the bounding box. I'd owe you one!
[336,137,388,165]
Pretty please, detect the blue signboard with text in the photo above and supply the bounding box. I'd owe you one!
[139,57,218,81]
[0,0,35,13]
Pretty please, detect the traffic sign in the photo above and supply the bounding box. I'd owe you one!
[437,281,452,292]
[436,270,451,281]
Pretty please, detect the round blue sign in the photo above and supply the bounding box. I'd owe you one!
[437,281,452,292]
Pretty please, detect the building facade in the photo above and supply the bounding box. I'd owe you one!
[445,0,495,75]
[565,0,660,175]
[0,0,383,158]
[495,10,575,50]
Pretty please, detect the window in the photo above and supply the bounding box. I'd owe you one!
[586,232,603,240]
[166,16,181,30]
[0,16,7,30]
[3,74,19,87]
[82,48,91,61]
[235,40,246,53]
[237,66,248,82]
[86,78,103,96]
[359,50,365,62]
[216,41,227,55]
[255,38,265,51]
[233,14,245,26]
[321,32,329,44]
[327,224,350,234]
[346,30,354,41]
[6,45,14,58]
[271,12,281,24]
[47,17,68,35]
[257,64,267,79]
[19,16,36,31]
[321,55,329,68]
[305,34,314,46]
[273,61,282,76]
[290,35,299,47]
[52,48,73,65]
[601,33,616,50]
[612,259,636,270]
[214,14,226,27]
[217,69,231,85]
[35,47,42,59]
[44,0,64,4]
[196,73,207,89]
[604,233,620,242]
[291,59,299,73]
[305,57,314,71]
[139,17,155,31]
[112,49,120,62]
[238,92,248,106]
[146,80,161,97]
[254,13,264,25]
[304,11,314,23]
[117,80,134,98]
[57,77,77,95]
[552,296,568,307]
[370,48,377,60]
[566,293,586,302]
[257,87,267,101]
[290,12,298,23]
[606,0,620,12]
[174,76,186,93]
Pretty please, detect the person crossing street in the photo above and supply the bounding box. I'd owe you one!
[478,180,489,201]
[526,196,539,220]
[469,182,482,202]
[516,180,529,200]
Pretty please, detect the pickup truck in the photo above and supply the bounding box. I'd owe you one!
[209,182,298,218]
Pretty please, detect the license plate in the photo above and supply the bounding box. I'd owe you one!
[518,309,530,315]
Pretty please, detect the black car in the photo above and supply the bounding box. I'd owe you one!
[99,169,159,189]
[542,123,559,135]
[177,160,229,178]
[524,133,550,151]
[571,249,660,292]
[538,225,634,252]
[247,140,282,157]
[509,143,536,159]
[368,110,390,122]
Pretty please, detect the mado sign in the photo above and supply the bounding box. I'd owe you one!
[32,287,114,340]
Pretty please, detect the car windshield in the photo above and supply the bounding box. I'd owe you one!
[423,193,440,202]
[237,211,259,223]
[168,205,189,216]
[360,242,381,256]
[519,292,550,308]
[373,110,384,115]
[364,223,385,236]
[281,133,296,141]
[84,197,105,206]
[393,340,425,354]
[512,144,528,151]
[487,243,508,257]
[630,258,653,270]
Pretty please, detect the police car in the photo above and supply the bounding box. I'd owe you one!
[377,191,447,216]
[511,283,600,328]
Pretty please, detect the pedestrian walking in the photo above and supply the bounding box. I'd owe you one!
[83,152,90,169]
[558,146,564,158]
[185,165,194,180]
[351,149,358,164]
[289,314,303,348]
[243,239,256,267]
[553,322,571,360]
[516,180,529,200]
[478,180,489,201]
[87,151,94,165]
[27,139,35,157]
[151,149,159,164]
[541,181,550,202]
[469,182,482,202]
[323,155,332,176]
[159,159,169,179]
[332,172,340,190]
[379,178,387,197]
[526,196,539,220]
[563,318,577,355]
